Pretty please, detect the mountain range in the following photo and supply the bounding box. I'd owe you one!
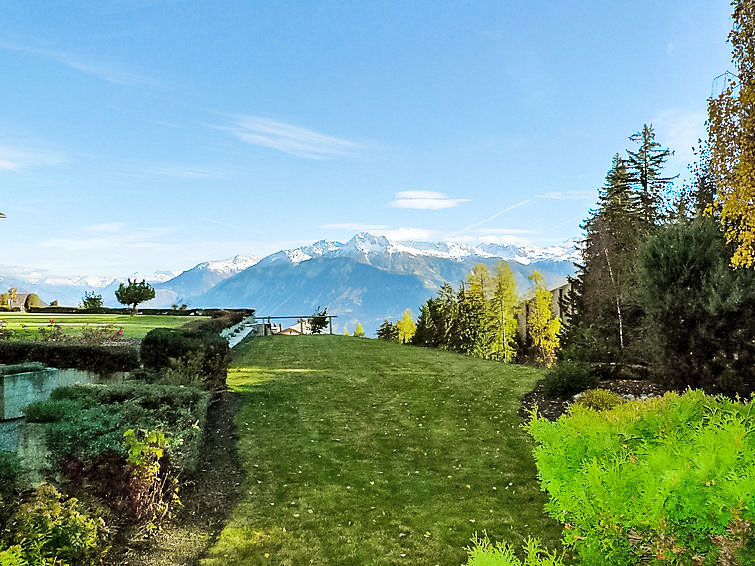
[1,233,579,335]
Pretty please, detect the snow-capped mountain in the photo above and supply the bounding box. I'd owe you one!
[255,232,579,267]
[1,234,578,334]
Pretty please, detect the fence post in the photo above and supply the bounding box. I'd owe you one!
[329,316,333,334]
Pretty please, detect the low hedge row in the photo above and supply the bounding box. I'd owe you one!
[28,306,253,317]
[0,342,139,373]
[528,390,755,565]
[141,327,232,390]
[25,382,210,476]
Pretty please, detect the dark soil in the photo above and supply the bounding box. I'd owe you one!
[104,390,244,566]
[520,379,670,422]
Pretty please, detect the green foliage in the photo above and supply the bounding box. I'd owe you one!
[122,429,179,525]
[466,535,565,566]
[636,218,755,395]
[0,341,139,373]
[38,319,64,342]
[541,360,599,399]
[79,291,103,310]
[528,390,755,565]
[78,322,123,344]
[308,306,329,334]
[153,351,207,389]
[0,320,15,340]
[23,399,83,423]
[3,483,107,566]
[353,322,364,337]
[114,279,155,315]
[573,388,625,411]
[0,545,26,566]
[141,327,231,390]
[376,319,399,342]
[22,294,44,310]
[39,383,209,477]
[0,452,20,497]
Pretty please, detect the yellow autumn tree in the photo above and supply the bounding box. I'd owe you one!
[708,0,755,267]
[396,309,416,344]
[526,272,560,367]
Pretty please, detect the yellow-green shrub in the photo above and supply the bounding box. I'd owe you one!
[528,391,755,564]
[572,388,625,411]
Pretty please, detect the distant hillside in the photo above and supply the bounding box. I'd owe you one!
[0,233,576,333]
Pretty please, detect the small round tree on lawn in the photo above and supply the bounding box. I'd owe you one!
[115,279,155,315]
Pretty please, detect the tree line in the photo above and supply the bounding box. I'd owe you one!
[378,262,561,366]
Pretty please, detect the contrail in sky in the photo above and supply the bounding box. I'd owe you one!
[454,199,532,234]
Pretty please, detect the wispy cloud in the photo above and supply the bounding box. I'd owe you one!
[1,41,165,87]
[478,228,539,235]
[389,191,469,210]
[38,226,176,252]
[536,190,592,200]
[0,144,65,171]
[222,116,363,159]
[455,199,532,234]
[320,222,390,231]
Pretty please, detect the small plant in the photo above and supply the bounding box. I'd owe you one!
[38,319,66,342]
[156,352,206,388]
[466,534,565,566]
[79,323,123,344]
[122,429,180,527]
[573,388,625,411]
[541,360,599,398]
[0,320,14,341]
[4,482,107,566]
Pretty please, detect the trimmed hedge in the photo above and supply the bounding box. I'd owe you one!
[25,382,210,476]
[28,306,253,317]
[141,328,231,390]
[0,341,139,373]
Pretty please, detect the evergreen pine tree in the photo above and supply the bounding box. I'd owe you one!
[626,124,677,226]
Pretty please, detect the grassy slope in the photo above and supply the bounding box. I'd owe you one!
[203,335,562,566]
[0,312,207,339]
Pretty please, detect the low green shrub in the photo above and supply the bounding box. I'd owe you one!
[141,328,230,390]
[466,535,565,566]
[23,399,83,423]
[0,452,20,497]
[0,545,26,566]
[42,383,209,476]
[3,483,108,566]
[572,388,625,411]
[0,341,139,373]
[541,360,599,398]
[528,390,755,565]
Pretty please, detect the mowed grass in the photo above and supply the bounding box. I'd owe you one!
[0,312,207,339]
[203,335,563,566]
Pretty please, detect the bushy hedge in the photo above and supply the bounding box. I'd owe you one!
[0,341,139,373]
[528,390,755,565]
[141,327,231,390]
[24,382,210,476]
[541,360,599,398]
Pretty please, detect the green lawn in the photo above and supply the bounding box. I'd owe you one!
[0,312,206,339]
[203,335,563,566]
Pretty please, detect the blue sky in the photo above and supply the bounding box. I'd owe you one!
[1,1,734,276]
